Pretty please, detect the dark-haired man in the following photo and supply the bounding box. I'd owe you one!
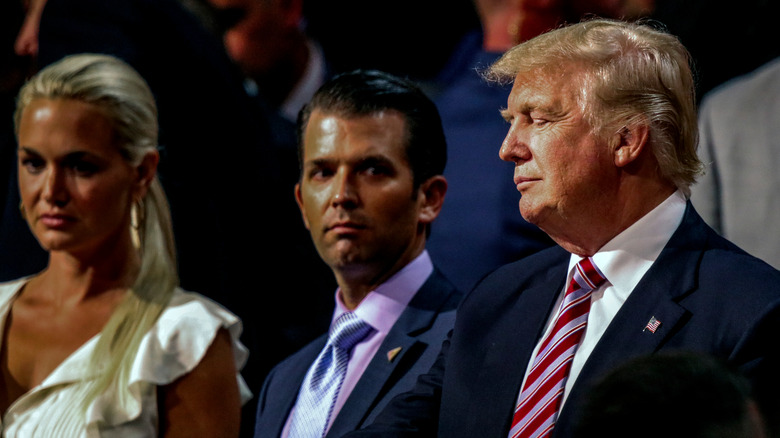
[253,70,461,438]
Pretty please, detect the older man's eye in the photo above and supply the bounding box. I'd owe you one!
[533,118,550,126]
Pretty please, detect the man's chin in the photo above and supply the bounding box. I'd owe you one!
[324,248,364,270]
[518,202,542,226]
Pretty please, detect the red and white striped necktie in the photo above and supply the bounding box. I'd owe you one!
[509,257,607,438]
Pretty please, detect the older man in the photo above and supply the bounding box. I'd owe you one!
[253,70,461,438]
[346,19,780,438]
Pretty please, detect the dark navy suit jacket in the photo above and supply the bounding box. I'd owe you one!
[346,203,780,437]
[254,269,462,438]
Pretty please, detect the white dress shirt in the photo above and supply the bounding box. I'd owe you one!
[518,190,687,406]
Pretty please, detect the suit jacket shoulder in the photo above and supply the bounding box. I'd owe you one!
[559,204,780,436]
[348,203,780,438]
[253,268,462,438]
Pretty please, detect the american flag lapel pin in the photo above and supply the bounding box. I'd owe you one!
[644,316,661,333]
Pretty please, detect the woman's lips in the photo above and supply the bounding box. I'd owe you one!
[39,213,76,228]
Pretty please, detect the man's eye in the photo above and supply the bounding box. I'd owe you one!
[309,168,333,180]
[365,166,388,176]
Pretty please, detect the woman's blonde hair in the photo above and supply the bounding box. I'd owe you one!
[14,53,178,411]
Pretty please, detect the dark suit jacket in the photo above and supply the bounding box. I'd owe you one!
[347,202,780,437]
[254,268,462,438]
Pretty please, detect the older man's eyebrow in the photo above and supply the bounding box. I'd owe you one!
[500,108,512,122]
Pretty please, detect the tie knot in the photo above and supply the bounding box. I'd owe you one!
[329,312,373,351]
[571,257,607,293]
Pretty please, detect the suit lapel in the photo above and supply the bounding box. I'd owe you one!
[464,252,570,436]
[584,202,704,371]
[256,337,327,438]
[327,319,425,435]
[326,270,458,437]
[557,202,706,434]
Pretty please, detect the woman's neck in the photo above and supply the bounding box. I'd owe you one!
[39,235,140,303]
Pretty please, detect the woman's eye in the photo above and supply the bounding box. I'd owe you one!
[70,161,100,176]
[21,157,45,173]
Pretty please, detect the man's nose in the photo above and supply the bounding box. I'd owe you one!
[499,126,531,163]
[331,170,359,208]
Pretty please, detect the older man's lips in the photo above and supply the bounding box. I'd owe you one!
[513,176,539,191]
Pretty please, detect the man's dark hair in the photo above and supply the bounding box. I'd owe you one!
[297,69,447,189]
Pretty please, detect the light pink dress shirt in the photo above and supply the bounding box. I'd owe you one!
[281,250,434,437]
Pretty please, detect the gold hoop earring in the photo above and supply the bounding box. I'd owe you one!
[130,200,144,250]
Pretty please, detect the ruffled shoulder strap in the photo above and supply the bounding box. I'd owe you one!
[0,277,33,304]
[130,289,249,384]
[85,288,251,429]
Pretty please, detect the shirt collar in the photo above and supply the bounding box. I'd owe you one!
[568,190,686,296]
[333,250,434,334]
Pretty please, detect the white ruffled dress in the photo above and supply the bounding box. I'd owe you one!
[0,278,252,437]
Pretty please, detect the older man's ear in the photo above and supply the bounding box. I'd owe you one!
[613,123,650,168]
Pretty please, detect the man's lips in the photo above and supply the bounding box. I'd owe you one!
[325,221,367,233]
[513,176,539,189]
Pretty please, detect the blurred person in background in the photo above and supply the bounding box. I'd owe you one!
[207,0,329,123]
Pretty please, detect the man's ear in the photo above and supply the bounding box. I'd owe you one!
[417,175,448,226]
[294,182,310,230]
[613,123,650,168]
[133,150,159,200]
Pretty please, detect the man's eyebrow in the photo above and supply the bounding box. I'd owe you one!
[305,153,396,166]
[357,155,395,166]
[305,158,332,167]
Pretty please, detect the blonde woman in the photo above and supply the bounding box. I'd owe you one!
[0,53,250,437]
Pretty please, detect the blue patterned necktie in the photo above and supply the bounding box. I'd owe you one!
[288,312,373,438]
